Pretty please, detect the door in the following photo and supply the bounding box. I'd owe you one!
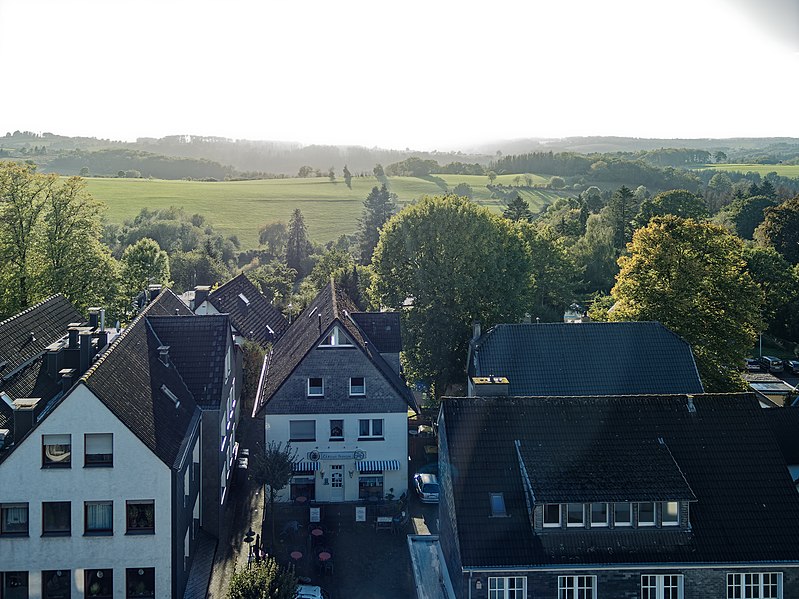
[330,464,344,501]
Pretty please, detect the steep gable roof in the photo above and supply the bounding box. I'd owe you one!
[469,322,704,396]
[254,279,416,415]
[147,314,231,407]
[206,273,289,345]
[80,291,200,468]
[441,394,799,569]
[349,312,402,353]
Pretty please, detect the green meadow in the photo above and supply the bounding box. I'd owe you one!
[696,163,799,178]
[84,174,570,249]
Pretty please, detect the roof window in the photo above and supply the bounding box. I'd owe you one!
[489,493,507,518]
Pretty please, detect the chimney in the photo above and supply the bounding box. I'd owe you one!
[12,398,40,441]
[471,376,510,397]
[194,285,211,309]
[88,307,100,329]
[148,284,163,303]
[67,324,81,349]
[79,331,92,374]
[59,368,76,394]
[472,321,481,342]
[100,308,106,332]
[158,345,170,367]
[45,344,63,380]
[96,329,108,350]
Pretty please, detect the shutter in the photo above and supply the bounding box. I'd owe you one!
[86,434,112,454]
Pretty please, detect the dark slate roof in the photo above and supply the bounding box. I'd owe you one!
[255,279,417,415]
[350,312,402,353]
[206,274,289,345]
[469,322,704,396]
[143,288,194,317]
[762,406,799,464]
[80,291,200,468]
[440,394,799,568]
[147,314,230,407]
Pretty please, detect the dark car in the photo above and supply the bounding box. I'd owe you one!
[745,358,761,372]
[785,360,799,374]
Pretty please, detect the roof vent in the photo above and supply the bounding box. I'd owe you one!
[160,384,180,408]
[158,345,170,367]
[29,331,36,343]
[0,428,9,448]
[686,395,696,414]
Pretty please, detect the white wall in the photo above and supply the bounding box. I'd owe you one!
[0,384,173,598]
[265,411,407,502]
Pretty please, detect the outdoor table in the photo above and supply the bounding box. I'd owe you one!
[295,495,307,504]
[318,551,332,562]
[310,527,324,537]
[290,551,303,561]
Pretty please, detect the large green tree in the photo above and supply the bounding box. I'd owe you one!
[357,184,397,264]
[120,238,171,305]
[743,245,799,335]
[604,185,637,251]
[608,216,763,391]
[285,208,310,278]
[633,189,708,228]
[370,195,536,396]
[754,195,799,264]
[250,441,297,549]
[226,558,297,599]
[717,195,777,240]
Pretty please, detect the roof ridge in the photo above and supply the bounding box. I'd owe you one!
[208,272,247,298]
[0,294,67,330]
[330,276,339,319]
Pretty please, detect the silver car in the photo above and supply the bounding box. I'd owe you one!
[413,472,440,503]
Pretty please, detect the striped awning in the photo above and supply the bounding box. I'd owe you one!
[292,461,320,473]
[357,460,401,472]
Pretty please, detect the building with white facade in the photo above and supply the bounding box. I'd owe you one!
[253,279,417,503]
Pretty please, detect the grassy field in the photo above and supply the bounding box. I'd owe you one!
[84,174,570,249]
[695,163,799,177]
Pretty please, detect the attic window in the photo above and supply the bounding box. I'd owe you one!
[238,293,250,306]
[160,384,181,408]
[319,326,352,347]
[489,493,507,518]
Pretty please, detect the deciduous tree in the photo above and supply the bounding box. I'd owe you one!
[120,237,171,302]
[634,189,708,228]
[226,558,297,599]
[250,441,298,548]
[609,216,762,391]
[754,195,799,264]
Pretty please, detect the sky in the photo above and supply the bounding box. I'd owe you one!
[0,0,797,150]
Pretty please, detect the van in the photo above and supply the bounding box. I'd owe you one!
[758,356,784,373]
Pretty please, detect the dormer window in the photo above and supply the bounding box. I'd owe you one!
[543,504,561,527]
[662,501,679,526]
[590,503,608,527]
[566,503,584,527]
[614,502,632,526]
[638,502,656,526]
[349,377,366,396]
[489,493,507,518]
[319,326,353,347]
[307,378,324,397]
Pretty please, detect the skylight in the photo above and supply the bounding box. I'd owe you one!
[490,493,507,517]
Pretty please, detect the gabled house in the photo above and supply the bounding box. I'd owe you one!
[193,274,289,346]
[253,279,417,503]
[0,289,239,598]
[434,394,799,599]
[467,321,704,396]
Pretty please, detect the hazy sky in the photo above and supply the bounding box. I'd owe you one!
[1,0,797,150]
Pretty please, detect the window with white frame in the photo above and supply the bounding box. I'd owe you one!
[85,501,113,535]
[349,377,366,396]
[319,326,353,347]
[590,503,608,527]
[329,419,344,440]
[85,433,113,467]
[638,502,656,526]
[42,434,71,467]
[289,420,316,442]
[307,377,324,397]
[662,501,679,526]
[559,575,597,599]
[614,502,632,526]
[0,503,28,535]
[567,503,585,527]
[358,418,383,438]
[641,574,683,599]
[544,503,561,527]
[488,576,526,599]
[727,573,782,599]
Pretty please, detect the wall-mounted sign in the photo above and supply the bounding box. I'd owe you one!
[307,450,367,461]
[355,506,366,522]
[310,507,320,523]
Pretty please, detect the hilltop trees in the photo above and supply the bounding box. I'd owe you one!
[633,189,708,228]
[605,185,637,251]
[357,184,397,264]
[503,195,533,222]
[608,216,762,391]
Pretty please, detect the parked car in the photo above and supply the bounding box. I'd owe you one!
[745,358,761,372]
[785,360,799,374]
[296,584,330,599]
[759,356,784,373]
[413,472,440,503]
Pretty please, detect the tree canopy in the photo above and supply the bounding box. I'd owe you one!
[608,216,762,391]
[226,558,297,599]
[357,184,397,264]
[285,208,311,278]
[755,195,799,264]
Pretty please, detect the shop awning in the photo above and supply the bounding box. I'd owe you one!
[292,461,320,473]
[357,460,401,472]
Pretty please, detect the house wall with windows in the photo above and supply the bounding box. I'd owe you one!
[0,384,175,598]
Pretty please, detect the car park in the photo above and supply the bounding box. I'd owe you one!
[413,472,440,504]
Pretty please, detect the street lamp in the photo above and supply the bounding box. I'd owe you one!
[244,527,255,569]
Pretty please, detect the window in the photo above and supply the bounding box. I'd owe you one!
[358,475,384,500]
[289,420,316,442]
[291,476,316,501]
[559,575,597,599]
[488,576,526,599]
[641,574,683,599]
[662,501,679,526]
[358,419,383,438]
[543,503,561,527]
[126,500,155,534]
[42,570,70,599]
[489,493,507,517]
[590,503,608,527]
[307,378,324,397]
[727,573,782,599]
[85,501,113,535]
[0,503,28,535]
[614,502,632,527]
[42,434,71,467]
[2,571,28,599]
[567,503,585,527]
[349,377,366,396]
[42,501,71,535]
[126,568,155,598]
[319,326,352,347]
[85,433,113,467]
[85,569,113,598]
[638,502,655,526]
[329,419,343,440]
